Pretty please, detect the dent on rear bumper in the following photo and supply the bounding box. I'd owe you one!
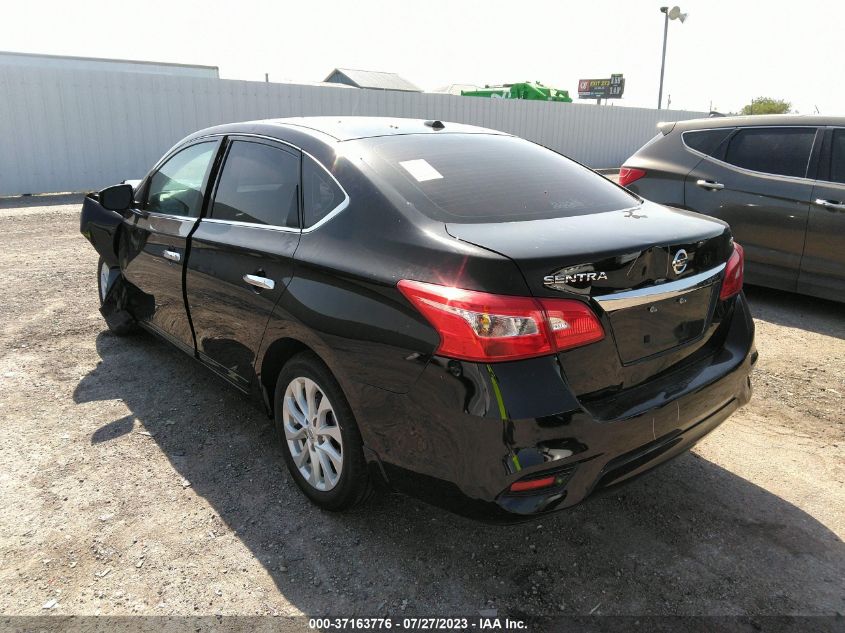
[350,295,756,521]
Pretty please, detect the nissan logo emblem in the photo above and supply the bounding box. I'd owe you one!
[672,249,689,275]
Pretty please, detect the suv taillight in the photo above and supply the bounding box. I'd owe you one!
[720,242,745,300]
[618,166,646,187]
[397,280,604,362]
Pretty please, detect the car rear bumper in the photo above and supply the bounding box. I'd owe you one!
[349,294,756,522]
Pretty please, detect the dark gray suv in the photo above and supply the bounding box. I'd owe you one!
[620,115,844,302]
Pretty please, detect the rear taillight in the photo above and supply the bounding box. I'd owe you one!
[397,280,604,362]
[618,166,646,187]
[719,242,744,300]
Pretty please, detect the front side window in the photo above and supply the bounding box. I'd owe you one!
[828,129,845,184]
[302,155,346,228]
[145,142,216,217]
[723,127,816,178]
[211,141,300,228]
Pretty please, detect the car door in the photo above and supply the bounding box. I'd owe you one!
[185,137,301,389]
[799,127,845,300]
[684,126,820,292]
[120,139,221,352]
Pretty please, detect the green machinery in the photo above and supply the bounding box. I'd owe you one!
[461,81,572,103]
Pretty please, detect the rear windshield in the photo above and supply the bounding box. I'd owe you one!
[362,134,638,223]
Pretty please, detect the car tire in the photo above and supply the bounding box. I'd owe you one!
[97,257,137,336]
[274,351,372,511]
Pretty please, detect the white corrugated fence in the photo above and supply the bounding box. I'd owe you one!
[0,66,706,196]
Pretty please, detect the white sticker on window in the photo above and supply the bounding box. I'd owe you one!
[399,159,443,182]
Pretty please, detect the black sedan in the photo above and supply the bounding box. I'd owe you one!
[80,117,756,521]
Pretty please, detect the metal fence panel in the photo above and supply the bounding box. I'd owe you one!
[0,66,706,195]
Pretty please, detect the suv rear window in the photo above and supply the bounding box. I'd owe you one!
[362,134,638,223]
[723,127,816,178]
[683,129,733,157]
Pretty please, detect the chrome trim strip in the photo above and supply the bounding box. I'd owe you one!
[302,191,350,233]
[200,217,300,233]
[145,211,198,222]
[594,263,726,312]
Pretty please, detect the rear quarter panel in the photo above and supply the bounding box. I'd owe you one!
[624,130,704,207]
[256,155,532,397]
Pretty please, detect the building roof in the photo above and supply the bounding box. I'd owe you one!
[0,50,219,78]
[323,68,421,92]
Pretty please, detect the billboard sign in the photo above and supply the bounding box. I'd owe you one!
[578,74,625,99]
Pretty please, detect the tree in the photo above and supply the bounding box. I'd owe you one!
[741,97,792,115]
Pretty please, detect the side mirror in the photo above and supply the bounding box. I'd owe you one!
[99,183,134,212]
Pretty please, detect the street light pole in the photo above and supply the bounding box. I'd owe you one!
[657,6,686,110]
[658,7,669,110]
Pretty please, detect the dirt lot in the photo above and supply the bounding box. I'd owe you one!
[0,194,842,619]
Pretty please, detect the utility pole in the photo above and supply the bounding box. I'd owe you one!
[658,7,669,109]
[657,6,686,110]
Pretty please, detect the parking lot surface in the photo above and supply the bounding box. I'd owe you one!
[0,195,842,617]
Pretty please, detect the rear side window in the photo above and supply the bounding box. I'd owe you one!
[212,141,300,228]
[302,155,346,228]
[145,142,216,217]
[683,129,733,156]
[364,134,638,223]
[723,128,816,178]
[828,129,845,184]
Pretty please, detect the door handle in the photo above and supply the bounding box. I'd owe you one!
[243,274,275,291]
[163,250,181,263]
[696,179,725,191]
[814,198,845,212]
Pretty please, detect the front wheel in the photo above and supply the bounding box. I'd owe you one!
[96,257,137,336]
[274,352,372,511]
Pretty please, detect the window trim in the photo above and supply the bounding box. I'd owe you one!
[301,153,351,231]
[681,127,735,160]
[194,132,350,233]
[141,138,222,219]
[688,125,822,183]
[207,137,302,232]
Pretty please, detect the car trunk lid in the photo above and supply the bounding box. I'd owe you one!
[446,201,734,409]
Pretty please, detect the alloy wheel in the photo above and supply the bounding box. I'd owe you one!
[99,261,110,302]
[282,376,344,491]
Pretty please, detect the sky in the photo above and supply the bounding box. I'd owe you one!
[2,0,842,115]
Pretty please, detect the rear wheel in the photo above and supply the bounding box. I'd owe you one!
[274,352,371,511]
[97,257,137,336]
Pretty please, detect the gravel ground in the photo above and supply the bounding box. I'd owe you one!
[0,194,842,619]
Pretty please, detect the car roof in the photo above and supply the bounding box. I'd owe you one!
[274,116,507,141]
[670,114,845,132]
[260,116,506,142]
